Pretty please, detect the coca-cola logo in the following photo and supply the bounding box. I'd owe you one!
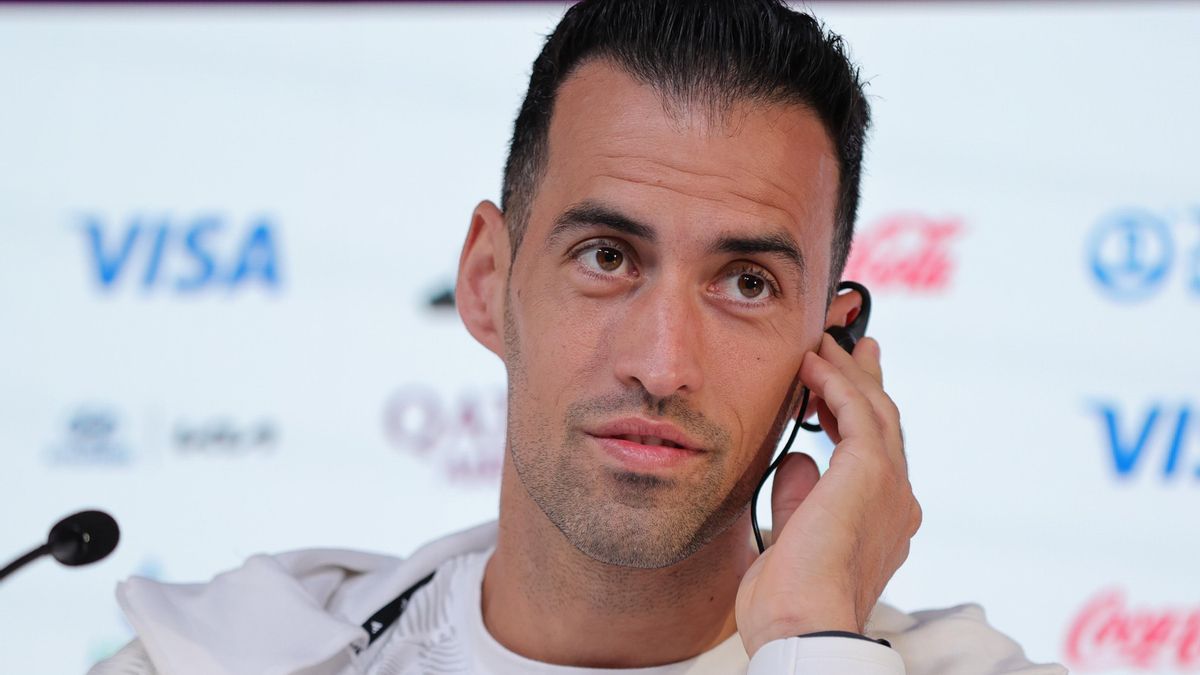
[842,213,963,291]
[1065,589,1200,671]
[382,385,506,485]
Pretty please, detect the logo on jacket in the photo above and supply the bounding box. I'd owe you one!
[80,213,282,293]
[1065,589,1200,671]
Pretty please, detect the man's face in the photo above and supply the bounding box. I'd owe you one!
[502,61,839,568]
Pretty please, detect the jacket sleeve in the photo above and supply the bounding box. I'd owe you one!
[87,639,159,675]
[748,603,1068,674]
[748,636,906,674]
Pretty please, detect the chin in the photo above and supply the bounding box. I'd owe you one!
[508,426,756,569]
[551,499,739,570]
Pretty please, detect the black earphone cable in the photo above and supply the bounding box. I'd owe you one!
[751,386,812,554]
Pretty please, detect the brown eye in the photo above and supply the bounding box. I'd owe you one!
[595,247,624,272]
[737,273,765,298]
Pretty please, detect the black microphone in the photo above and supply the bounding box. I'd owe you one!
[0,510,120,583]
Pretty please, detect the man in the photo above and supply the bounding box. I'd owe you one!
[93,1,1065,673]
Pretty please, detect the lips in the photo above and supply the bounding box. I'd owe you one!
[608,434,686,449]
[586,418,704,472]
[588,418,701,452]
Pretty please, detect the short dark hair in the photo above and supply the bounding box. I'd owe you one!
[501,0,871,287]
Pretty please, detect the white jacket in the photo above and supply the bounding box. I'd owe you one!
[89,522,1066,675]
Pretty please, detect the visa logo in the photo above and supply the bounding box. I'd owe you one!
[82,214,282,292]
[1095,402,1195,479]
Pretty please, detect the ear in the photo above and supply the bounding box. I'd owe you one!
[788,286,868,425]
[456,200,511,358]
[824,284,865,331]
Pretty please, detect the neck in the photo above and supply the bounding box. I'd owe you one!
[481,468,756,668]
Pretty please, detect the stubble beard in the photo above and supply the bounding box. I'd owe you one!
[502,297,787,569]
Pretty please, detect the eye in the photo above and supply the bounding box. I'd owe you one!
[713,264,780,304]
[736,273,766,299]
[594,246,624,272]
[572,240,636,278]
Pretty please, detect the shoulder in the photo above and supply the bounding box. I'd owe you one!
[90,521,499,675]
[867,602,1067,674]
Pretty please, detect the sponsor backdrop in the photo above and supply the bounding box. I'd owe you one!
[0,2,1196,673]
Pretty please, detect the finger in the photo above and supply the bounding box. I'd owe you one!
[817,334,903,453]
[800,349,884,451]
[852,336,883,387]
[814,397,840,444]
[819,333,884,400]
[770,452,820,539]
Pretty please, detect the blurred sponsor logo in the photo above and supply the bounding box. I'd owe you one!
[383,385,505,484]
[1094,402,1194,480]
[842,213,963,292]
[1087,207,1200,301]
[80,213,282,293]
[46,406,133,465]
[1065,589,1200,671]
[173,418,278,455]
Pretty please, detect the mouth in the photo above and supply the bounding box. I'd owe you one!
[607,434,687,449]
[585,418,705,472]
[588,417,701,451]
[589,435,703,472]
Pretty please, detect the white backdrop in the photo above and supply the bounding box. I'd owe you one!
[1,3,1197,673]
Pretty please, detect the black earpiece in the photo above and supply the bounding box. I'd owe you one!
[798,281,872,432]
[751,281,872,553]
[825,280,872,355]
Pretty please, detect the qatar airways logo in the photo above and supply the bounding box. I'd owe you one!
[1065,589,1200,671]
[382,385,506,484]
[842,213,964,292]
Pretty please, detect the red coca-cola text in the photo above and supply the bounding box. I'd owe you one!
[1065,589,1200,671]
[842,214,963,291]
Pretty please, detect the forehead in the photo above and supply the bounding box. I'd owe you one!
[534,59,839,266]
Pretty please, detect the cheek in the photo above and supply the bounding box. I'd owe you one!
[706,326,802,449]
[510,279,613,406]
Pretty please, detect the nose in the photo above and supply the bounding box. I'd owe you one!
[612,275,705,400]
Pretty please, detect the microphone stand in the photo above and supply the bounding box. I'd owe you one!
[0,544,51,582]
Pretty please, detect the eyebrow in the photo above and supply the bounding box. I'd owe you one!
[709,232,806,281]
[547,202,657,246]
[547,199,806,289]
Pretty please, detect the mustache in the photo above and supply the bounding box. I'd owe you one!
[564,389,732,451]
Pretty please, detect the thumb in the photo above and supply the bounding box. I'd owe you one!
[770,452,821,540]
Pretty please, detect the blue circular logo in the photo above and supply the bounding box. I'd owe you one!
[1087,209,1174,301]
